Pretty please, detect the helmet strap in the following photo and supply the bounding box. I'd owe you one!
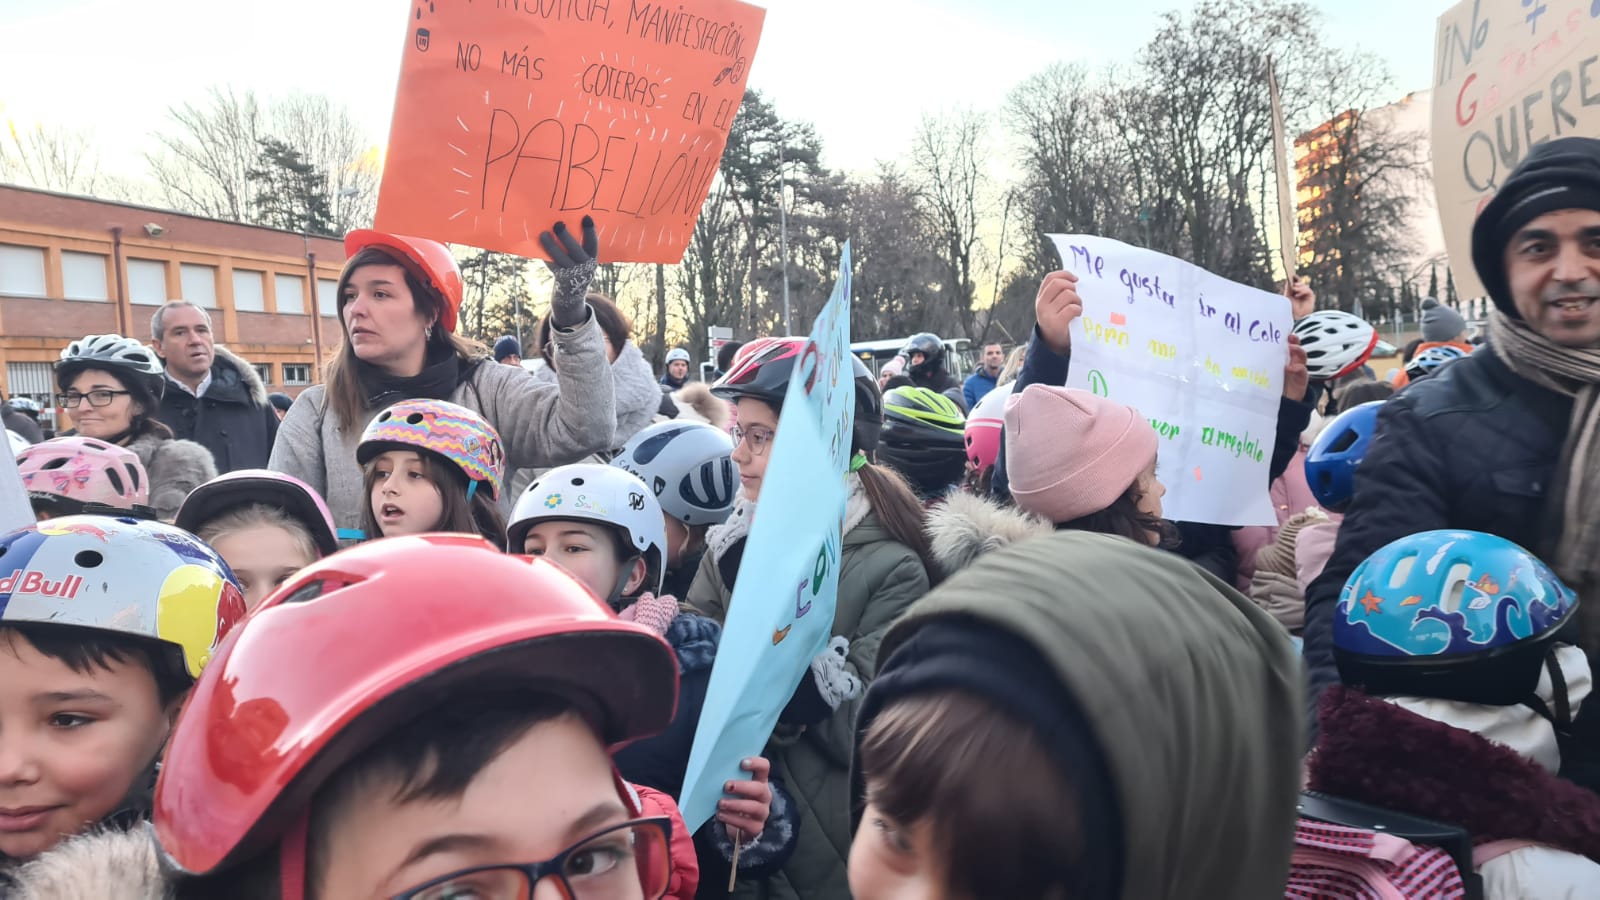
[1521,648,1572,729]
[466,480,479,502]
[278,807,312,900]
[606,554,645,611]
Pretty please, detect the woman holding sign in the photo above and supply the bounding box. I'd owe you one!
[687,339,933,900]
[269,218,617,531]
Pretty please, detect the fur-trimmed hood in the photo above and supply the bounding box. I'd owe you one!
[5,825,172,899]
[670,381,729,431]
[924,490,1051,579]
[209,345,269,407]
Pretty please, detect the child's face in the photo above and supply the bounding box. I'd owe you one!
[371,450,446,538]
[210,526,317,612]
[1134,460,1166,527]
[730,398,779,503]
[0,632,175,860]
[521,521,645,600]
[849,797,956,900]
[316,713,645,898]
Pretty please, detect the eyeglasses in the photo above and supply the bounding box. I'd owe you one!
[57,390,132,408]
[392,817,671,900]
[732,425,775,457]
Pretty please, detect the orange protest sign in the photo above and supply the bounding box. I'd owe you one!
[375,0,766,264]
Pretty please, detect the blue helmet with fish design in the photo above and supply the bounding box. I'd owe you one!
[1334,530,1577,705]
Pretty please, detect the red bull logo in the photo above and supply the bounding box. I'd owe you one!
[38,521,113,543]
[0,570,85,599]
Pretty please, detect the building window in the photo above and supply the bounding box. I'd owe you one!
[61,251,109,301]
[180,263,218,308]
[127,258,168,306]
[233,269,266,312]
[253,363,273,385]
[274,273,306,315]
[283,363,311,385]
[317,278,338,317]
[0,244,48,298]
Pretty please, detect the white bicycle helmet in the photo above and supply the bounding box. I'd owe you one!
[1291,311,1379,381]
[57,333,167,398]
[508,464,668,597]
[1404,344,1469,381]
[0,515,246,679]
[610,421,737,526]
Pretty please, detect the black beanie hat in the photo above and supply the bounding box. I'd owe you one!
[1472,137,1600,317]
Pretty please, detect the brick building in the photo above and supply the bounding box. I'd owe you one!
[0,184,346,430]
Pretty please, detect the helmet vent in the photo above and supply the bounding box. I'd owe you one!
[570,476,586,486]
[1389,555,1416,588]
[42,457,68,470]
[74,550,104,568]
[105,467,126,496]
[406,413,425,425]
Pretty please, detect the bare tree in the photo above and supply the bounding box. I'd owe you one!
[1294,52,1426,314]
[846,165,951,339]
[146,87,378,231]
[1,121,104,195]
[910,109,992,341]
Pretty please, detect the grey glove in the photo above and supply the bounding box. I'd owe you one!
[538,215,599,330]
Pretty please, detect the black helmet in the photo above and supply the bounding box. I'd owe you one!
[901,332,945,374]
[714,337,883,455]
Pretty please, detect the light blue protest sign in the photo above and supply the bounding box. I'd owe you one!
[678,244,855,831]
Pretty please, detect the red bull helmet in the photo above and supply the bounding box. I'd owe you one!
[0,516,246,679]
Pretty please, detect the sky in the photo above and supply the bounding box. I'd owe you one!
[0,0,1447,180]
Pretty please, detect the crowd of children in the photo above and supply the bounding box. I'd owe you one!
[5,143,1600,900]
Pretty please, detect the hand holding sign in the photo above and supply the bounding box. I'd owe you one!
[1036,271,1084,354]
[539,215,600,329]
[1285,277,1315,320]
[1283,334,1310,401]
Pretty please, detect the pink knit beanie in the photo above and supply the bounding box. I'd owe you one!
[1003,385,1160,523]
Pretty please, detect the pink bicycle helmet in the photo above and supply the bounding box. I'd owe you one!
[17,436,151,512]
[964,382,1014,475]
[175,469,341,557]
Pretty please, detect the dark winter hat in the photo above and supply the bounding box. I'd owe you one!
[1419,298,1467,343]
[268,392,294,413]
[493,335,522,362]
[1472,136,1600,316]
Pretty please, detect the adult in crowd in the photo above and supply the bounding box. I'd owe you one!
[149,301,278,474]
[1302,137,1600,710]
[270,220,615,530]
[493,334,523,366]
[661,347,692,389]
[962,341,1005,408]
[54,334,215,520]
[900,332,959,394]
[1,394,43,444]
[267,392,293,420]
[1421,296,1469,344]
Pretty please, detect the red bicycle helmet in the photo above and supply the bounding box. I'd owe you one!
[153,534,677,878]
[174,469,341,557]
[712,337,884,453]
[343,230,464,333]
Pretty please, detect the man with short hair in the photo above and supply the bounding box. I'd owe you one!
[150,301,278,473]
[493,335,523,367]
[1302,136,1600,706]
[661,347,691,389]
[963,342,1006,408]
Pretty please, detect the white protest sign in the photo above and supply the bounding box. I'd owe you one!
[1049,235,1291,527]
[1432,0,1600,299]
[1,445,36,534]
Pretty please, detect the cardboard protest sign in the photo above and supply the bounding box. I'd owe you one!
[1049,235,1291,527]
[376,0,767,263]
[1432,0,1600,298]
[1,445,36,535]
[678,245,854,831]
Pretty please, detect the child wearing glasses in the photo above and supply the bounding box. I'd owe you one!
[54,334,216,521]
[7,536,701,900]
[685,339,934,900]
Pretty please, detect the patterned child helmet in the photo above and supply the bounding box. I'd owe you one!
[175,469,341,558]
[611,421,738,526]
[964,381,1014,475]
[1292,312,1379,381]
[17,436,151,512]
[357,399,506,500]
[1334,530,1577,704]
[1404,344,1468,381]
[509,464,668,597]
[0,516,246,679]
[1304,401,1384,510]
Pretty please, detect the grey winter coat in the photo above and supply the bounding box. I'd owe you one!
[127,430,217,522]
[685,477,931,900]
[268,315,616,530]
[154,346,279,474]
